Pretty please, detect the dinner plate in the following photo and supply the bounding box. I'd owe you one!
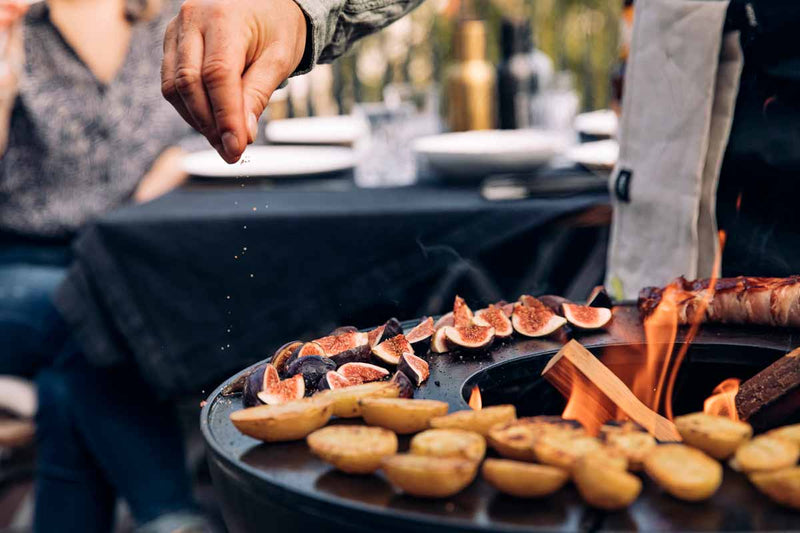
[566,140,619,171]
[182,146,357,178]
[573,109,618,139]
[413,129,565,178]
[264,115,369,145]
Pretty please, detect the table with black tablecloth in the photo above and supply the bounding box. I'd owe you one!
[55,183,608,396]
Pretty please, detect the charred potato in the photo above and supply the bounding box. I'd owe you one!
[381,454,479,498]
[307,425,398,474]
[481,458,569,498]
[410,429,486,462]
[599,422,656,471]
[230,398,333,442]
[360,398,449,434]
[766,424,800,446]
[749,467,800,510]
[533,433,603,470]
[644,444,722,501]
[573,450,642,510]
[429,405,517,436]
[487,417,585,462]
[314,381,400,418]
[734,435,800,473]
[674,412,753,460]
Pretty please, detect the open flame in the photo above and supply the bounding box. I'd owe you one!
[703,378,741,420]
[468,386,482,410]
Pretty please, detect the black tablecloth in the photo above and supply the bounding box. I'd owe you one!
[56,185,606,396]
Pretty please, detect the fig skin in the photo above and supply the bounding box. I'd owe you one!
[380,318,404,344]
[586,286,613,309]
[317,371,352,391]
[330,344,372,366]
[271,340,303,375]
[405,317,435,352]
[537,295,571,316]
[286,355,337,394]
[398,353,430,387]
[329,325,358,336]
[390,371,415,398]
[243,363,267,407]
[338,362,390,385]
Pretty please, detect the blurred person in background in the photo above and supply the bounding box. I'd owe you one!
[0,0,214,531]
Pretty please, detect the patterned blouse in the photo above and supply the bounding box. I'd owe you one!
[0,0,199,241]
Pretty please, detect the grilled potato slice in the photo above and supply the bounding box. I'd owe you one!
[674,412,753,460]
[314,382,400,418]
[644,444,722,501]
[410,429,486,462]
[360,398,449,434]
[230,398,333,442]
[487,417,585,462]
[573,450,642,510]
[429,405,517,436]
[533,433,603,470]
[482,458,569,498]
[749,467,800,510]
[734,435,800,473]
[599,422,656,471]
[307,425,398,474]
[765,424,800,446]
[381,454,479,498]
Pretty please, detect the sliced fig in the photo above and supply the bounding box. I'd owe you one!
[296,342,326,358]
[444,324,495,350]
[243,363,272,407]
[587,286,613,309]
[537,295,571,316]
[405,317,435,351]
[372,334,414,366]
[434,312,454,330]
[562,303,612,330]
[381,318,404,343]
[317,371,352,391]
[286,355,337,393]
[367,325,385,347]
[512,301,567,337]
[330,343,371,366]
[271,340,303,375]
[430,328,450,354]
[313,331,368,357]
[337,362,390,385]
[257,374,305,405]
[329,325,358,336]
[473,306,513,338]
[453,296,474,327]
[390,371,414,398]
[495,301,515,318]
[397,353,430,387]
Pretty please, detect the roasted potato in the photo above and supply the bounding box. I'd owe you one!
[734,435,800,473]
[381,454,479,498]
[644,444,722,501]
[750,467,800,510]
[487,417,585,462]
[429,405,517,436]
[573,450,642,510]
[482,458,569,498]
[410,429,486,462]
[766,424,800,446]
[307,425,398,474]
[674,412,753,460]
[314,381,400,418]
[533,433,603,470]
[230,398,333,442]
[599,422,656,471]
[360,398,449,434]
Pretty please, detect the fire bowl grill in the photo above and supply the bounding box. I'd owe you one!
[201,307,800,533]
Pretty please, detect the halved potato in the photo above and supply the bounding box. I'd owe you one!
[599,422,656,471]
[766,424,800,446]
[573,451,642,510]
[307,425,398,474]
[734,435,800,473]
[750,467,800,510]
[360,398,449,434]
[482,458,569,498]
[674,412,753,460]
[410,429,486,462]
[381,454,478,498]
[533,433,603,470]
[487,417,585,462]
[429,405,517,436]
[230,398,333,442]
[314,381,400,418]
[644,444,722,501]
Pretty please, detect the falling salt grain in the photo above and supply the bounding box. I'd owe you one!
[250,274,254,278]
[226,295,231,300]
[252,207,257,211]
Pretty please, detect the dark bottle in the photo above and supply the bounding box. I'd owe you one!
[497,18,547,130]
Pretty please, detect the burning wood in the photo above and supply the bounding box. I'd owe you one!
[542,340,682,442]
[736,348,800,431]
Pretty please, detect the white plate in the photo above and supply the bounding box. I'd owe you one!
[264,115,369,145]
[413,129,565,177]
[566,140,619,171]
[182,146,357,178]
[573,109,618,138]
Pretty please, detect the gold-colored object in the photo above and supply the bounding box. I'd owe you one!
[444,20,496,132]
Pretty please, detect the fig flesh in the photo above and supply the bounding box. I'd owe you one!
[372,334,414,366]
[318,371,352,391]
[367,325,385,347]
[562,303,612,330]
[398,353,430,387]
[257,374,305,405]
[313,331,368,357]
[286,355,337,393]
[473,306,513,338]
[537,295,571,316]
[430,328,450,354]
[390,371,415,398]
[271,341,303,375]
[405,317,435,350]
[295,342,326,358]
[512,300,567,337]
[434,312,454,330]
[330,343,371,366]
[337,362,390,385]
[453,296,474,327]
[587,286,613,309]
[243,363,280,407]
[444,324,495,350]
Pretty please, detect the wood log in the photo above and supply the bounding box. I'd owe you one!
[542,340,682,442]
[736,348,800,431]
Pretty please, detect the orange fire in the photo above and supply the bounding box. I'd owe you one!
[468,386,482,410]
[703,378,741,420]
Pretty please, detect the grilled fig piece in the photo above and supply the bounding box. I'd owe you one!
[313,331,368,357]
[537,295,571,316]
[372,334,414,366]
[495,302,515,318]
[431,328,450,354]
[329,325,358,336]
[286,355,337,393]
[295,342,326,358]
[367,325,385,347]
[453,296,474,327]
[587,285,613,309]
[243,363,281,407]
[397,353,430,386]
[338,362,390,385]
[512,300,567,337]
[221,373,248,397]
[562,303,612,330]
[473,306,513,338]
[434,312,454,330]
[405,317,435,351]
[271,340,303,375]
[444,324,495,351]
[381,318,403,343]
[390,371,414,398]
[317,371,352,391]
[257,374,305,405]
[330,343,372,366]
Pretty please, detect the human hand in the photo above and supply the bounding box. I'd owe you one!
[161,0,308,163]
[0,1,28,100]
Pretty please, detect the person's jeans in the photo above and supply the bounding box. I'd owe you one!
[0,244,195,532]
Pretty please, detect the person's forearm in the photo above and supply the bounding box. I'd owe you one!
[133,147,188,203]
[0,92,14,155]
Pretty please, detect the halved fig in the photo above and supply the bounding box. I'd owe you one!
[243,363,280,407]
[313,331,368,357]
[372,334,414,366]
[453,296,474,327]
[330,343,372,366]
[518,294,540,307]
[390,371,414,398]
[381,318,404,343]
[474,306,513,338]
[317,371,352,391]
[496,302,515,318]
[586,286,613,309]
[405,317,435,351]
[445,324,495,351]
[271,341,303,375]
[257,374,305,405]
[430,328,450,354]
[398,353,430,386]
[329,325,358,336]
[562,303,612,330]
[367,325,385,347]
[537,295,571,316]
[338,362,390,385]
[286,355,337,393]
[434,312,454,330]
[512,301,567,337]
[296,342,326,358]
